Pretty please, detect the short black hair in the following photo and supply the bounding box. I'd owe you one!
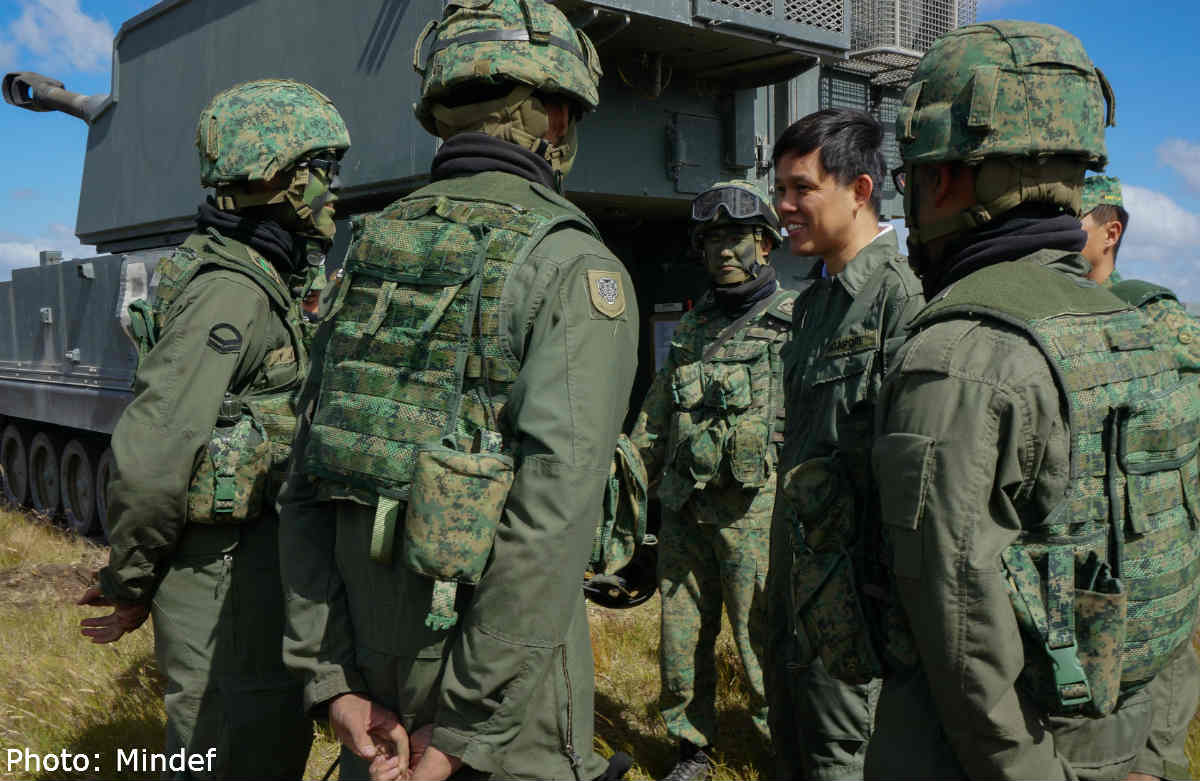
[1087,203,1130,262]
[772,108,886,216]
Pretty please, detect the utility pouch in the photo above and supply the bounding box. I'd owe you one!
[683,421,726,485]
[671,363,705,409]
[791,546,882,684]
[187,398,271,525]
[1002,546,1126,717]
[728,417,770,487]
[707,364,753,411]
[781,456,854,549]
[403,444,514,586]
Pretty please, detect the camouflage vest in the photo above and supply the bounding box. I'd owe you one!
[303,178,599,628]
[658,288,796,511]
[129,229,307,522]
[1108,278,1177,309]
[913,253,1200,718]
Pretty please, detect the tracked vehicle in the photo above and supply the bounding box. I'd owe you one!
[1,0,976,535]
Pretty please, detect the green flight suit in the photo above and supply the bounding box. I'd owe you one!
[1103,273,1200,780]
[767,227,924,780]
[278,170,639,781]
[867,252,1171,780]
[630,283,796,751]
[99,229,312,779]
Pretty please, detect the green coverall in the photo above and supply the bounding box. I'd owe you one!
[99,231,312,779]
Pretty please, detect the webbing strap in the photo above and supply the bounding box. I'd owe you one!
[370,496,401,564]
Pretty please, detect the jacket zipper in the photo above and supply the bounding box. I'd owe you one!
[560,646,583,780]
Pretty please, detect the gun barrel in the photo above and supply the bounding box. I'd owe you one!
[3,71,107,123]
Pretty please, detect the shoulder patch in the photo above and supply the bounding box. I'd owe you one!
[207,323,243,355]
[765,289,799,323]
[587,269,627,319]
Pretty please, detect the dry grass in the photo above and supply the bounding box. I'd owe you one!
[14,506,1197,779]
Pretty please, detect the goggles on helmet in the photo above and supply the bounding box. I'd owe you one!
[691,186,779,232]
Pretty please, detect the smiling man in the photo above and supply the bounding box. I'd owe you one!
[765,108,924,781]
[630,180,794,781]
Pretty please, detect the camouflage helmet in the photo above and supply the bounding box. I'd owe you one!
[1082,175,1123,213]
[196,79,350,187]
[897,21,1115,169]
[412,0,602,135]
[690,179,783,246]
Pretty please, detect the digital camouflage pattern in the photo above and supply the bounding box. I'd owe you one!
[897,21,1113,167]
[590,433,650,576]
[304,193,595,499]
[1106,278,1200,377]
[912,256,1200,712]
[414,0,602,132]
[186,412,271,524]
[403,447,514,585]
[658,511,770,747]
[631,287,795,749]
[1082,174,1123,212]
[196,79,350,186]
[136,229,309,500]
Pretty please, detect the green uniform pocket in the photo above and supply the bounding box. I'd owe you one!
[402,446,514,585]
[187,411,271,525]
[671,363,704,409]
[708,364,753,411]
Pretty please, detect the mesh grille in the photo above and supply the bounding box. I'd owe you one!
[875,92,901,199]
[820,72,869,111]
[713,0,774,15]
[849,1,979,83]
[785,0,844,32]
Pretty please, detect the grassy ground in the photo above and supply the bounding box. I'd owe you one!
[4,506,1196,780]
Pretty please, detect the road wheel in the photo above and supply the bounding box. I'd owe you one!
[95,447,116,540]
[1,424,29,507]
[61,440,97,535]
[28,432,62,516]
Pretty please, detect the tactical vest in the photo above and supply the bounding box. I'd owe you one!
[657,288,796,512]
[303,179,599,628]
[128,229,308,522]
[913,253,1200,718]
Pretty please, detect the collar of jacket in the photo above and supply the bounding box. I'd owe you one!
[430,131,556,190]
[827,225,899,299]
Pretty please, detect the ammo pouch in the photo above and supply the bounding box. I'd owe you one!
[783,454,882,684]
[187,396,272,524]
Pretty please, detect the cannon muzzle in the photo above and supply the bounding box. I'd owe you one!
[3,71,107,123]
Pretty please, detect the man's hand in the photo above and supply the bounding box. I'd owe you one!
[407,724,463,781]
[329,693,409,774]
[77,585,150,644]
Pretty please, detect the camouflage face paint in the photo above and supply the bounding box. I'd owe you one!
[701,225,763,285]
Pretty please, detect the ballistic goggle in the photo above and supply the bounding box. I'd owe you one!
[690,186,779,232]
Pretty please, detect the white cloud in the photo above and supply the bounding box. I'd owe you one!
[1119,184,1200,304]
[0,36,17,71]
[8,0,113,74]
[0,223,94,281]
[1157,138,1200,194]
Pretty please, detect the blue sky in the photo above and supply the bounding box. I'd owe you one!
[1,0,1198,303]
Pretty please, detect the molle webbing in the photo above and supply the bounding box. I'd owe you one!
[304,193,588,499]
[916,256,1200,710]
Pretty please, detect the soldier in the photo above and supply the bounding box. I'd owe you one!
[765,108,924,781]
[1079,175,1200,377]
[276,2,638,780]
[629,179,792,781]
[76,79,351,778]
[867,21,1200,779]
[1080,179,1200,781]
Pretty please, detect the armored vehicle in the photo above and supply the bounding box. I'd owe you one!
[1,0,976,535]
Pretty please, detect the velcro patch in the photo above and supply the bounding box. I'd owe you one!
[587,269,626,319]
[207,323,243,355]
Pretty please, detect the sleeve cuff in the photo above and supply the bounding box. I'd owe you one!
[431,725,497,777]
[97,566,151,604]
[303,666,369,716]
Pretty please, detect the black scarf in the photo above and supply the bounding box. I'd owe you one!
[922,210,1087,299]
[430,132,556,190]
[712,265,778,317]
[196,199,296,273]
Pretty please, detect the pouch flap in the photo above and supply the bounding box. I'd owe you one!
[873,433,935,532]
[1119,381,1200,474]
[811,347,875,387]
[345,209,485,285]
[707,339,767,363]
